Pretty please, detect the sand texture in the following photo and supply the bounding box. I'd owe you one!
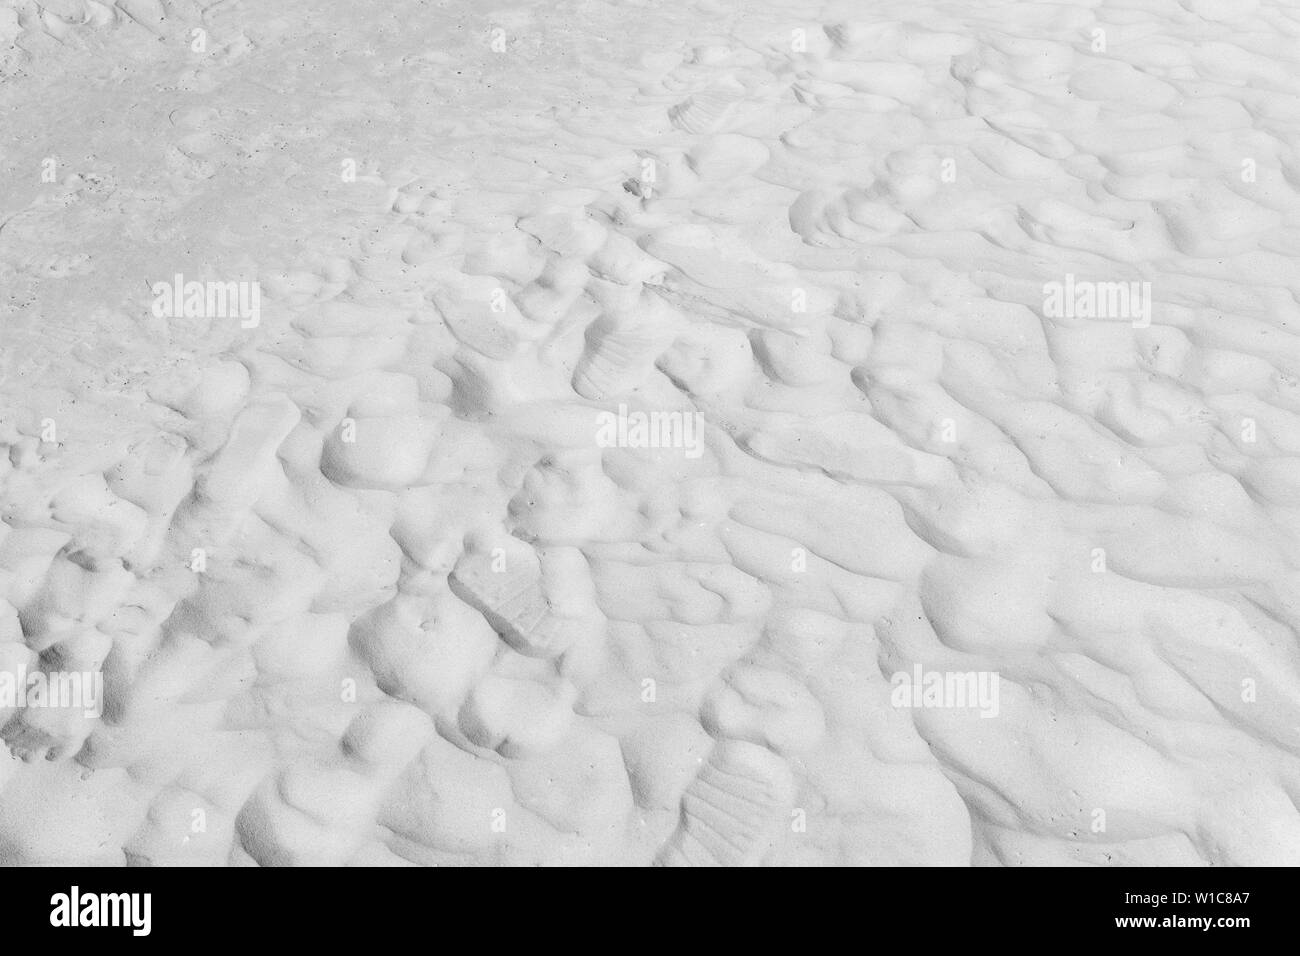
[2,0,1300,866]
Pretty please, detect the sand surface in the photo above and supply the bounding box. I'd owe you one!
[2,0,1300,866]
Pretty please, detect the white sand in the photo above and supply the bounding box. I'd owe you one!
[1,0,1299,866]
